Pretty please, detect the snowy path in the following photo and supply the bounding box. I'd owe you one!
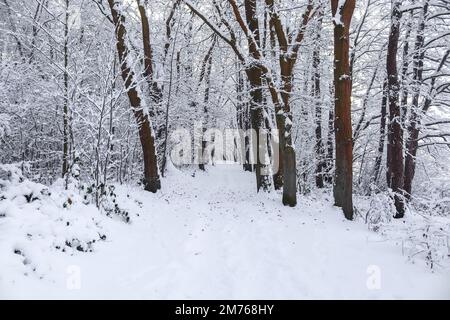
[2,165,449,299]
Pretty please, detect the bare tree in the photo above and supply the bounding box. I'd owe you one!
[62,0,70,180]
[312,6,325,188]
[107,0,160,192]
[264,0,314,206]
[386,0,405,218]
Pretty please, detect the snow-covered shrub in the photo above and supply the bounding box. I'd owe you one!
[80,183,131,223]
[410,179,450,217]
[0,163,109,279]
[364,191,395,232]
[59,155,132,223]
[392,189,450,269]
[0,163,50,204]
[360,185,449,270]
[100,185,131,223]
[401,217,450,270]
[375,209,450,270]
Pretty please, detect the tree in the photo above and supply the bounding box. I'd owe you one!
[186,0,314,206]
[264,0,314,206]
[242,0,271,191]
[404,0,450,200]
[136,0,162,107]
[373,79,388,185]
[331,0,356,220]
[62,0,70,179]
[185,0,272,192]
[197,35,217,171]
[312,6,325,188]
[386,0,405,218]
[107,0,160,192]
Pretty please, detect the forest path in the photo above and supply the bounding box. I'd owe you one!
[3,165,449,299]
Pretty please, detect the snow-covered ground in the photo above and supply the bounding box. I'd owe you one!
[1,164,449,299]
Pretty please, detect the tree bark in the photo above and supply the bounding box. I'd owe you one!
[386,0,405,218]
[244,0,271,192]
[197,36,216,171]
[325,103,334,184]
[404,0,429,200]
[136,0,162,105]
[264,0,313,206]
[62,0,69,178]
[373,79,388,184]
[236,66,253,172]
[313,9,325,188]
[331,0,355,220]
[107,0,161,192]
[136,0,168,175]
[400,11,413,126]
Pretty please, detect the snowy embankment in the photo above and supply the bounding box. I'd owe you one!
[0,164,449,299]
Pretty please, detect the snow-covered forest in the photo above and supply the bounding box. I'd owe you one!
[0,0,449,299]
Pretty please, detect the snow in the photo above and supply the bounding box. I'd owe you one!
[333,0,346,26]
[1,164,449,299]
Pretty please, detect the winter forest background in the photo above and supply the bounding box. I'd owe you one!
[0,0,450,299]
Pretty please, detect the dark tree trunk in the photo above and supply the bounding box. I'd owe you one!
[136,0,165,173]
[107,0,161,193]
[313,9,325,188]
[400,12,413,126]
[324,104,334,184]
[278,53,297,206]
[264,0,313,206]
[386,0,405,218]
[243,109,253,172]
[404,1,428,200]
[62,0,69,179]
[200,40,214,171]
[373,79,388,184]
[267,8,283,191]
[236,68,253,172]
[244,0,271,192]
[136,0,161,104]
[331,0,355,220]
[245,65,270,191]
[197,37,216,171]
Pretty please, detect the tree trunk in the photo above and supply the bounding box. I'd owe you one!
[62,0,69,179]
[404,0,428,200]
[386,0,405,218]
[400,11,413,126]
[325,104,334,184]
[278,60,297,206]
[136,0,166,174]
[245,64,270,191]
[331,0,355,220]
[244,0,270,192]
[197,36,216,171]
[107,0,161,193]
[264,0,314,206]
[373,79,388,185]
[313,9,325,189]
[267,10,283,191]
[136,0,162,106]
[236,67,253,172]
